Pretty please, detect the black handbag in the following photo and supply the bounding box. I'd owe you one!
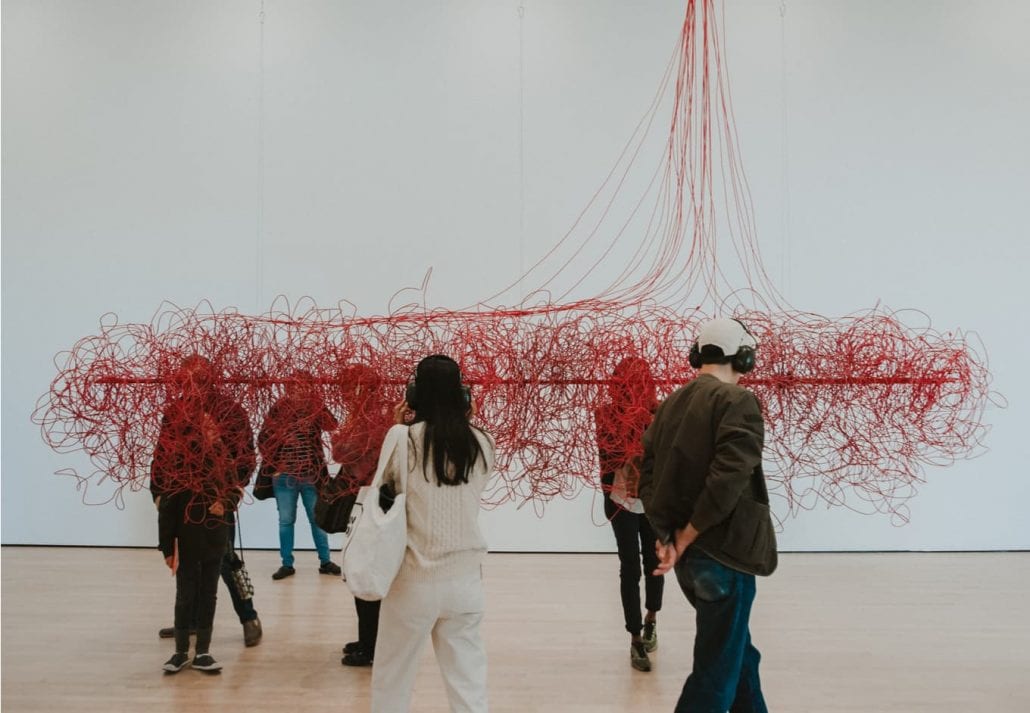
[314,467,358,533]
[253,465,274,501]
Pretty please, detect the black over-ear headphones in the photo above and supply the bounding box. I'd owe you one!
[688,319,757,374]
[404,355,472,411]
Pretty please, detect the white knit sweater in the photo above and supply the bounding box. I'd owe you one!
[381,423,494,582]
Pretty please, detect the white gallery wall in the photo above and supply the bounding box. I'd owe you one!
[3,0,1028,551]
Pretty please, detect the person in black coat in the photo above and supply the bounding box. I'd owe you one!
[151,355,257,673]
[595,357,664,672]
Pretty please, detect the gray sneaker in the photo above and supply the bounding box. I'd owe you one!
[243,618,262,647]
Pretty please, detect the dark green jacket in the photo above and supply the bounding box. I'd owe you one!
[639,374,777,576]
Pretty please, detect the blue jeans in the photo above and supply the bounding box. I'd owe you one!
[673,549,767,713]
[273,474,331,567]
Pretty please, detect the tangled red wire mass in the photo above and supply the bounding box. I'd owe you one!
[34,1,994,523]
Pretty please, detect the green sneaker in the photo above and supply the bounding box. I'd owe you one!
[642,620,658,652]
[630,642,651,672]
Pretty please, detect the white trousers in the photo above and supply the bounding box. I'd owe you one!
[371,571,488,713]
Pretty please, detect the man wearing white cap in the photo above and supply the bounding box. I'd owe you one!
[639,318,777,713]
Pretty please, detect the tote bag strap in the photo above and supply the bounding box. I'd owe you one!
[367,424,410,494]
[393,425,410,496]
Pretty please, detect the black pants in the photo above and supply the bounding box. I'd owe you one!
[355,597,381,653]
[221,533,258,624]
[605,496,664,635]
[178,533,257,628]
[174,554,221,631]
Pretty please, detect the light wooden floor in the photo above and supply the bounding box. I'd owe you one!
[2,548,1028,712]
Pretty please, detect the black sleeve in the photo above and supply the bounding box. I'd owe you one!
[157,494,180,556]
[638,401,673,543]
[225,398,256,486]
[150,411,174,503]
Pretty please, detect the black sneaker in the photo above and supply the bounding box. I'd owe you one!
[341,648,374,667]
[162,653,190,673]
[630,642,652,672]
[272,566,296,580]
[319,561,342,575]
[342,640,362,655]
[191,653,223,672]
[642,620,658,652]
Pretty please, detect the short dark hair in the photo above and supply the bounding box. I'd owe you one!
[698,344,730,365]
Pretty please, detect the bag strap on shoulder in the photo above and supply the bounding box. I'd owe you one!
[368,424,410,493]
[395,425,410,495]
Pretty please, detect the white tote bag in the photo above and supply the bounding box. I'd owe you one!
[341,425,409,601]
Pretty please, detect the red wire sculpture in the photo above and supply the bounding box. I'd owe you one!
[34,0,994,523]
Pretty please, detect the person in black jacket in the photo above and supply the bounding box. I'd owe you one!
[594,357,664,672]
[640,318,777,713]
[151,355,258,672]
[331,363,395,667]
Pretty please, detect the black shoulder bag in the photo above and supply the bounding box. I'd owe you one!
[314,466,358,533]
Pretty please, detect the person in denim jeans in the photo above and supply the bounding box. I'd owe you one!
[271,473,336,575]
[640,319,778,713]
[258,373,341,579]
[674,549,765,711]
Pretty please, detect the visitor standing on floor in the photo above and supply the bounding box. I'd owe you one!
[151,354,259,672]
[258,372,341,580]
[332,363,395,667]
[640,319,778,713]
[370,355,495,713]
[595,356,664,672]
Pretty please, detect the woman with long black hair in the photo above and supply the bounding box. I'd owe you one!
[371,354,495,713]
